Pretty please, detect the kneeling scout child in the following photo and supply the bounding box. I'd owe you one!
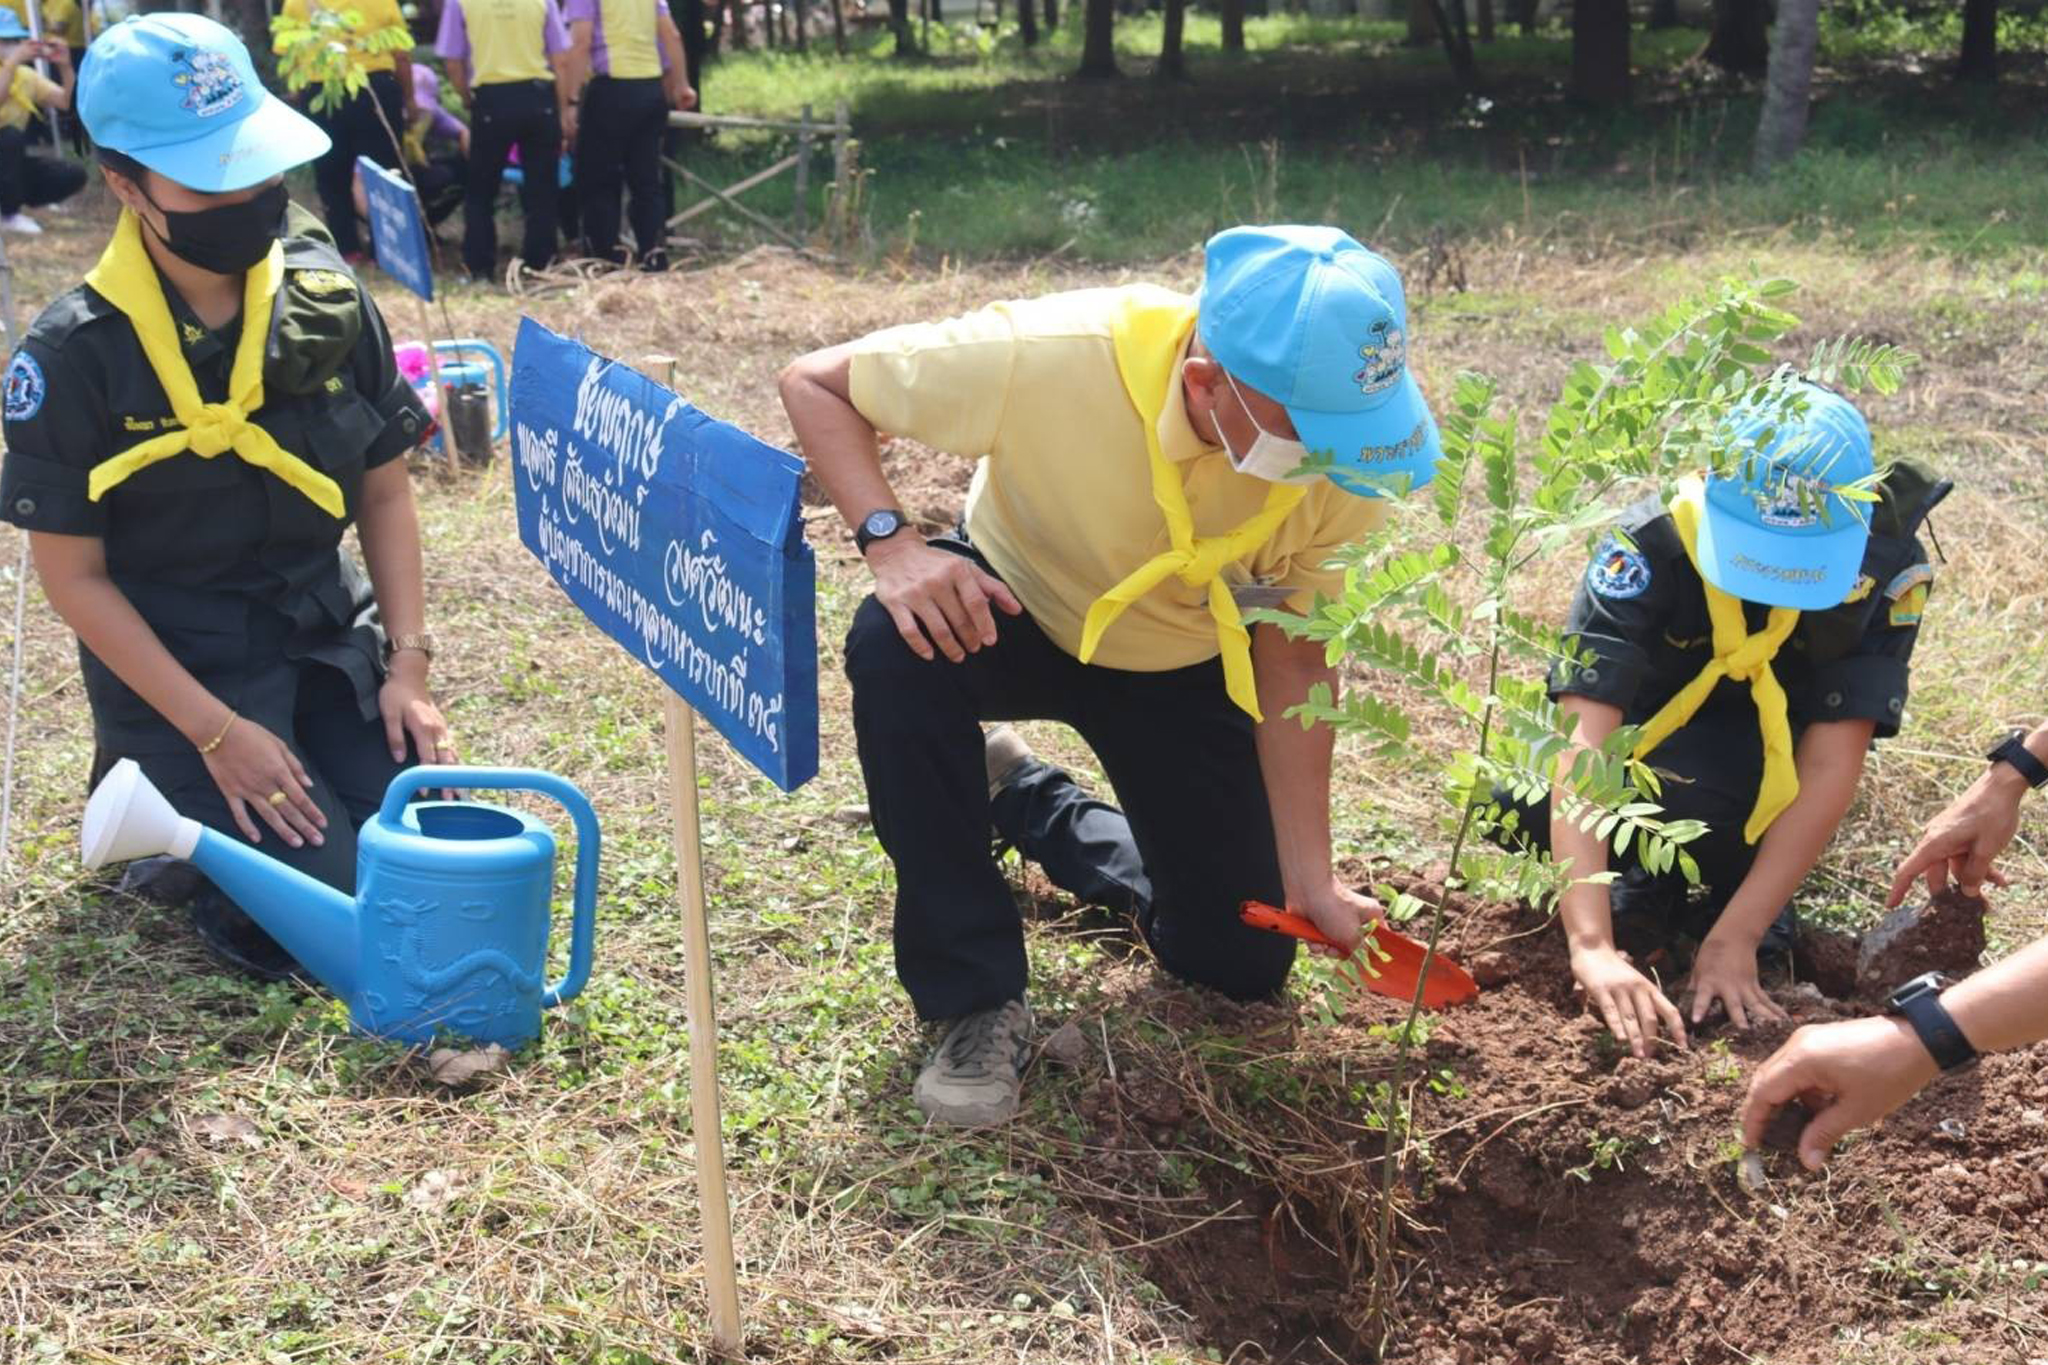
[1505,382,1948,1056]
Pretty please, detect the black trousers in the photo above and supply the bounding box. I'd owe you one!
[576,75,669,265]
[0,125,84,216]
[844,540,1292,1021]
[1493,711,1770,947]
[101,663,414,902]
[307,70,404,258]
[464,79,560,279]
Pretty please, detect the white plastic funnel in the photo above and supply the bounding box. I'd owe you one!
[82,758,201,870]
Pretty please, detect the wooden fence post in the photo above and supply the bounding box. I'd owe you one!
[794,104,813,238]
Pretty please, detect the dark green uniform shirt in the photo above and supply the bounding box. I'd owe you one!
[1550,463,1950,754]
[0,209,433,754]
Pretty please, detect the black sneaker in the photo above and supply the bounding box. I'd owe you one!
[188,891,302,983]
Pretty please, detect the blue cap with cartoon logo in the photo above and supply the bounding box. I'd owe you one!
[0,11,31,40]
[77,13,329,194]
[1197,224,1441,499]
[1695,381,1877,610]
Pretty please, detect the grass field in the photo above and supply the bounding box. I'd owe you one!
[2,163,2045,1359]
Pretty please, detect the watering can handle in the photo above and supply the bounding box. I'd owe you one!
[380,765,599,1008]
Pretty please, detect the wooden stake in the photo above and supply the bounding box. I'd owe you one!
[663,695,744,1358]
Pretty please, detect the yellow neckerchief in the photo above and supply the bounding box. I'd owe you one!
[1632,476,1800,844]
[1077,292,1309,722]
[82,210,345,519]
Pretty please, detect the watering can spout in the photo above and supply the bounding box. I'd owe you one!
[83,760,361,996]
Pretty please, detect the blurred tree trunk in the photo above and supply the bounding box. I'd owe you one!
[828,0,847,53]
[673,0,710,86]
[1158,0,1187,76]
[1571,0,1630,101]
[1221,0,1244,50]
[1956,0,1997,81]
[706,0,726,52]
[1427,0,1478,84]
[1079,0,1119,75]
[793,0,808,50]
[1647,0,1679,28]
[1019,0,1038,44]
[1751,0,1817,171]
[1705,0,1768,74]
[888,0,916,52]
[1406,0,1434,44]
[1476,0,1493,41]
[1044,0,1059,29]
[1513,0,1537,35]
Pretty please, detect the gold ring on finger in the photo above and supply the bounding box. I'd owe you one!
[267,790,289,807]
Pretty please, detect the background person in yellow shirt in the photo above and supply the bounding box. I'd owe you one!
[274,0,415,262]
[779,225,1442,1127]
[436,0,575,281]
[563,0,692,270]
[0,16,81,235]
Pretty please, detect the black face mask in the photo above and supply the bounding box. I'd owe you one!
[138,180,289,276]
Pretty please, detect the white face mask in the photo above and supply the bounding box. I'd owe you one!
[1219,372,1319,485]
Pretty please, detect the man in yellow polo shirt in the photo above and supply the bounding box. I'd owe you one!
[780,225,1441,1126]
[273,0,414,262]
[437,0,575,280]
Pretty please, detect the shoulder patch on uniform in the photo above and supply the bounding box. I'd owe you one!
[1890,582,1929,628]
[294,269,355,298]
[1842,574,1877,604]
[1588,534,1652,600]
[5,350,46,421]
[1884,562,1933,602]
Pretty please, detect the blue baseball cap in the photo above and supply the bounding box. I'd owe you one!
[78,13,329,194]
[1695,382,1876,610]
[0,12,30,40]
[1197,224,1440,498]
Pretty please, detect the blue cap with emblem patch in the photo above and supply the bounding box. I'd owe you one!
[77,13,329,194]
[1197,224,1440,499]
[0,11,31,40]
[1695,381,1876,611]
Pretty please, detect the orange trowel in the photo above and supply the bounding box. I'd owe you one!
[1241,901,1480,1010]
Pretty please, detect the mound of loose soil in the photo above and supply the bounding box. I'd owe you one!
[1066,875,2048,1364]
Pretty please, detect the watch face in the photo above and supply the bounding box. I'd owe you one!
[863,511,900,538]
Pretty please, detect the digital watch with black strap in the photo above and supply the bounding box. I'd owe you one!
[1885,972,1979,1073]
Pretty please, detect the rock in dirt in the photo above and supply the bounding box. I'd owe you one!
[1759,1098,1813,1155]
[1792,924,1861,1000]
[1467,951,1515,988]
[1040,1020,1090,1070]
[425,1044,512,1087]
[1856,889,1987,997]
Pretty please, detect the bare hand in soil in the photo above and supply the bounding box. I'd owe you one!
[1571,945,1686,1058]
[866,536,1022,663]
[1688,936,1790,1032]
[1741,1015,1941,1170]
[1885,765,2023,908]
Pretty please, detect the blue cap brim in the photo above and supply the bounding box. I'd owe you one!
[128,92,330,193]
[1693,505,1867,609]
[1287,371,1440,499]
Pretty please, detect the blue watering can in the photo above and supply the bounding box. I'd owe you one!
[82,761,598,1050]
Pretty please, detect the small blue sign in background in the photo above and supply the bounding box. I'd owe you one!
[510,319,819,792]
[357,156,434,302]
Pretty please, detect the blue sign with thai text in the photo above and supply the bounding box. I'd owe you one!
[510,319,819,792]
[357,156,434,302]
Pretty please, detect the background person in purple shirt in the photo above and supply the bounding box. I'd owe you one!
[563,0,694,271]
[435,0,575,281]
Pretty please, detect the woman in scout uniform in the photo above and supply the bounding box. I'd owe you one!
[0,13,83,234]
[273,0,416,262]
[1507,383,1947,1057]
[0,14,451,977]
[780,225,1441,1126]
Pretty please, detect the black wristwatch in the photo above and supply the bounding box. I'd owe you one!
[1987,731,2048,790]
[854,508,908,556]
[1885,972,1979,1072]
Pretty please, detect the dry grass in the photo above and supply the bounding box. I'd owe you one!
[2,192,2046,1362]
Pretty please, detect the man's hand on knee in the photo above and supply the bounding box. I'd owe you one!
[869,537,1021,663]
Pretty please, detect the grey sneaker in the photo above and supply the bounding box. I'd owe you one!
[914,998,1033,1126]
[985,725,1034,800]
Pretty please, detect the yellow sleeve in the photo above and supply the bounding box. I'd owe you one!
[367,0,409,32]
[1272,493,1388,610]
[278,0,308,20]
[31,72,60,106]
[846,304,1019,461]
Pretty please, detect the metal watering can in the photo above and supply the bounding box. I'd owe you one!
[82,761,598,1050]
